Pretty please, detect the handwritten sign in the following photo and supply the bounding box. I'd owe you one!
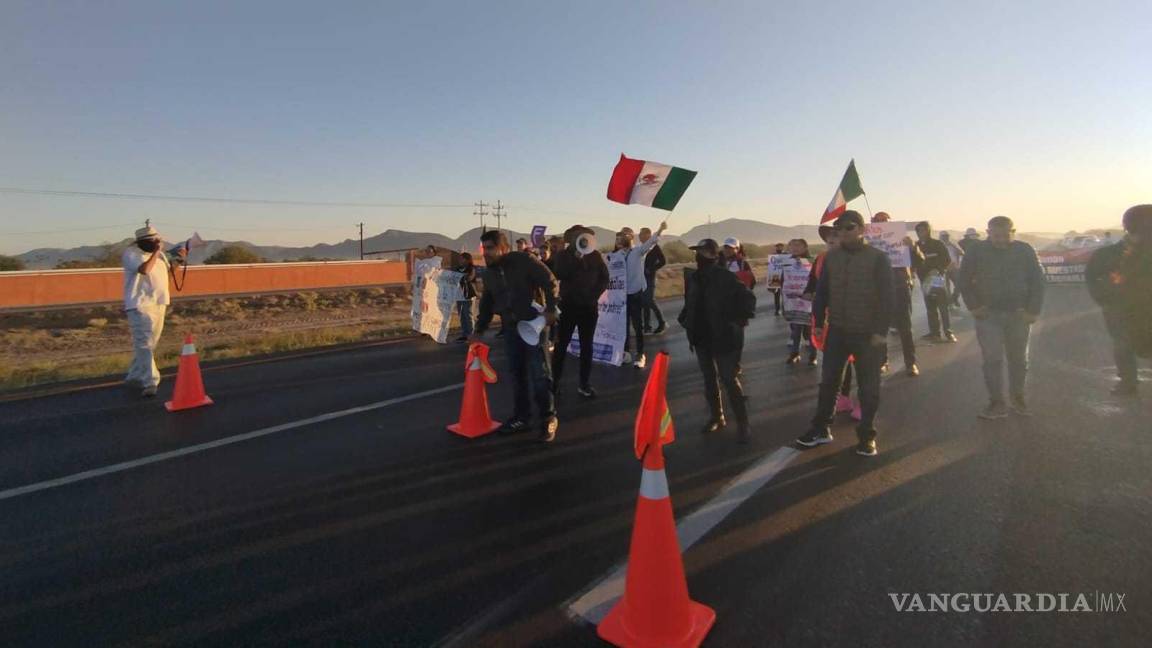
[864,221,912,268]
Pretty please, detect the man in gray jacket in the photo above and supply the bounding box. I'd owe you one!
[957,216,1046,419]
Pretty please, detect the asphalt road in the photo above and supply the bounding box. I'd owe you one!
[1,287,1149,647]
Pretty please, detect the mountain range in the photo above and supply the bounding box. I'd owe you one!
[12,218,1071,269]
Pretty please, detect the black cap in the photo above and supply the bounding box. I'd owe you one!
[833,210,865,229]
[689,238,720,259]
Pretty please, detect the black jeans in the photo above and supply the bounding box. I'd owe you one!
[924,288,953,336]
[771,289,782,315]
[504,324,555,422]
[886,280,917,367]
[1104,308,1139,385]
[624,292,645,356]
[553,302,599,389]
[696,346,748,426]
[642,277,665,329]
[810,328,883,439]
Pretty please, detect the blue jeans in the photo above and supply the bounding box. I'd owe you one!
[974,311,1032,404]
[504,323,555,422]
[457,300,474,337]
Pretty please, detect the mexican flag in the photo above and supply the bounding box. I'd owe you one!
[821,159,865,223]
[607,154,697,211]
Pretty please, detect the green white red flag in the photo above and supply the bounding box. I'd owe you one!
[607,154,697,211]
[821,159,865,223]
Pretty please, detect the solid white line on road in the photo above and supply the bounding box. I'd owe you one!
[0,383,463,502]
[566,446,801,624]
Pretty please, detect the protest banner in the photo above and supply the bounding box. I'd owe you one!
[781,258,814,324]
[411,258,464,343]
[531,225,547,248]
[864,221,912,268]
[767,255,791,288]
[1039,252,1089,283]
[569,250,627,366]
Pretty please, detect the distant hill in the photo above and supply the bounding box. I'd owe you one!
[12,219,1101,269]
[678,218,822,246]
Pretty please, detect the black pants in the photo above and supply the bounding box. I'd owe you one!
[624,292,645,356]
[697,346,748,425]
[924,288,953,336]
[811,328,883,439]
[642,277,665,329]
[553,302,599,388]
[886,280,917,367]
[1104,308,1139,385]
[771,289,782,315]
[504,324,555,422]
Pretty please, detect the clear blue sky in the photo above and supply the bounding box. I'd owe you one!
[1,0,1148,254]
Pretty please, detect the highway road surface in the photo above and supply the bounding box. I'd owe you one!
[1,287,1149,647]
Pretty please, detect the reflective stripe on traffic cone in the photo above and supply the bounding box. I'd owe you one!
[447,342,501,438]
[165,335,214,411]
[598,352,715,647]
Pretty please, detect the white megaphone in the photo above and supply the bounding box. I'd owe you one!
[574,231,597,257]
[517,302,558,345]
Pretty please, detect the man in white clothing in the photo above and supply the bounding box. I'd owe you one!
[615,220,667,369]
[122,225,186,397]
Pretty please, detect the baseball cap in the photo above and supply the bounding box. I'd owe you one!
[689,238,720,259]
[722,236,740,248]
[833,211,865,229]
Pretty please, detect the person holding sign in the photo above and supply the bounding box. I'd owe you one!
[871,212,919,376]
[783,239,817,366]
[471,230,561,442]
[768,242,787,315]
[913,221,958,343]
[795,211,893,457]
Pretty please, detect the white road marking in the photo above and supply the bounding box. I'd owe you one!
[0,383,463,502]
[566,446,800,624]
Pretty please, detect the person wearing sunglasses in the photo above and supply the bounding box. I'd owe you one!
[796,211,893,457]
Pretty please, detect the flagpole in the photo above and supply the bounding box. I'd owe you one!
[862,193,874,222]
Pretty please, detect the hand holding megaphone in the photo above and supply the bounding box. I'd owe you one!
[575,232,597,257]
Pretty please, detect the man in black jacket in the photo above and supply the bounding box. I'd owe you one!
[796,211,893,457]
[913,221,957,342]
[472,230,561,442]
[551,225,610,398]
[1086,205,1152,397]
[957,216,1045,419]
[640,227,668,334]
[679,239,757,443]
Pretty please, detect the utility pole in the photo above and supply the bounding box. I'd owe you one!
[473,200,489,233]
[358,222,364,260]
[492,200,505,232]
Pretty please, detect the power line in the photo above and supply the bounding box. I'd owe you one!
[0,187,472,209]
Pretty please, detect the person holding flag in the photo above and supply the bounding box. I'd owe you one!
[122,225,187,397]
[679,238,757,443]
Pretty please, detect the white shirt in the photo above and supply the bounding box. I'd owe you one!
[622,234,660,295]
[122,247,171,310]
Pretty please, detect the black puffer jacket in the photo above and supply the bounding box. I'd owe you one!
[475,251,558,334]
[678,263,757,353]
[1087,239,1152,357]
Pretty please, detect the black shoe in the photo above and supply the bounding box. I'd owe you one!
[1009,396,1033,417]
[1111,381,1139,397]
[796,428,833,447]
[499,418,529,435]
[701,419,727,434]
[856,438,878,456]
[653,323,668,335]
[539,416,558,443]
[642,326,653,334]
[942,332,958,343]
[808,356,819,367]
[785,353,800,365]
[577,384,597,398]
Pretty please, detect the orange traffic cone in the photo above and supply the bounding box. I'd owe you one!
[447,342,501,438]
[598,351,715,648]
[165,335,214,412]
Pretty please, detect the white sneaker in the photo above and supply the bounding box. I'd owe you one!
[634,354,647,369]
[621,351,633,364]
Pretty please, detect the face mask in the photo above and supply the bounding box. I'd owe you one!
[138,239,159,252]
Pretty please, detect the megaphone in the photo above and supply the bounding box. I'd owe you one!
[517,302,559,345]
[575,232,597,257]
